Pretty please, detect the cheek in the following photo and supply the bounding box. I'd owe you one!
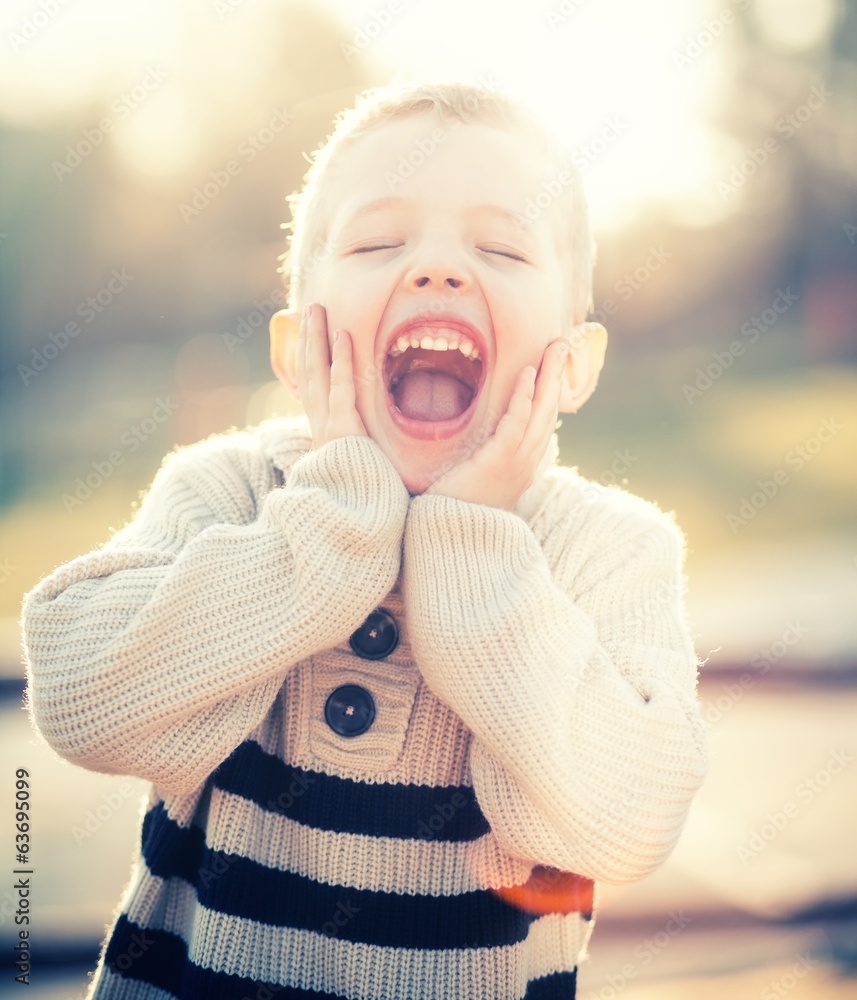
[514,280,564,347]
[490,297,564,387]
[319,266,387,331]
[493,287,551,351]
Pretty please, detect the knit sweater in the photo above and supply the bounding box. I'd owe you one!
[22,414,708,1000]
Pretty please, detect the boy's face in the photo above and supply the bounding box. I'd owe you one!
[273,113,602,496]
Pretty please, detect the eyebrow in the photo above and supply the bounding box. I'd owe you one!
[339,197,535,234]
[470,203,535,232]
[341,197,408,225]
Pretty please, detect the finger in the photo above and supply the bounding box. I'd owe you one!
[328,330,365,435]
[297,304,323,444]
[328,329,352,398]
[490,365,536,456]
[295,305,307,394]
[520,340,568,456]
[296,305,312,394]
[307,303,331,386]
[518,340,565,456]
[305,303,331,423]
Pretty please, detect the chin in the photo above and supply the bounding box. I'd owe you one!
[398,466,434,498]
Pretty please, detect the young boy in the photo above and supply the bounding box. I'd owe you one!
[22,80,708,999]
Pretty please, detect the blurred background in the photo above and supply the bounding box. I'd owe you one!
[1,0,855,996]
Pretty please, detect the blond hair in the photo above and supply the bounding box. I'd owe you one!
[280,78,594,325]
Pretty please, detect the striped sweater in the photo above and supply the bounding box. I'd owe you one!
[21,414,708,999]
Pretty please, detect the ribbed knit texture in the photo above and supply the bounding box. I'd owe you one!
[21,414,708,1000]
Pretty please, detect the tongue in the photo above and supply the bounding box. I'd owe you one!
[392,370,473,422]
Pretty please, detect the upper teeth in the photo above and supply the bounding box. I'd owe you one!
[388,328,481,361]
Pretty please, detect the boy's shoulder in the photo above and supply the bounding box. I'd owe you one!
[125,416,310,531]
[156,414,312,480]
[539,457,687,559]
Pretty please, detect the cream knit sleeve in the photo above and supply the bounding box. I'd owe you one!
[21,433,408,795]
[402,490,708,884]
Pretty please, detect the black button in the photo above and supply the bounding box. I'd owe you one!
[325,685,376,737]
[349,608,399,660]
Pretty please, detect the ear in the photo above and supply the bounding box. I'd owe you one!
[557,322,608,413]
[269,309,302,398]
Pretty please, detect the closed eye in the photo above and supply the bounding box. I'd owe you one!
[479,246,527,263]
[352,243,403,254]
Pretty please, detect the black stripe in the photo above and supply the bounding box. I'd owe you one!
[142,802,535,949]
[141,803,205,884]
[523,970,577,998]
[104,914,350,998]
[103,914,185,997]
[105,915,577,999]
[199,849,534,949]
[212,739,490,842]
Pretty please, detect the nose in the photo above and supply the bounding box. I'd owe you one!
[404,238,470,292]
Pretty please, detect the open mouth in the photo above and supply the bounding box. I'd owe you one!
[383,328,485,434]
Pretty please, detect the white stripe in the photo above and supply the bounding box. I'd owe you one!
[127,869,586,1000]
[191,904,587,1000]
[88,965,177,1000]
[206,786,533,894]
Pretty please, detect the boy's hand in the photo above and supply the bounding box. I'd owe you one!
[422,338,569,511]
[297,303,368,449]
